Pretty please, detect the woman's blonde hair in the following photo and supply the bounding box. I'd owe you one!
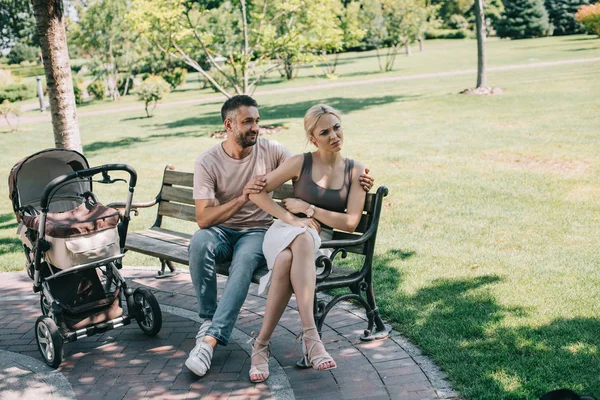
[303,104,342,143]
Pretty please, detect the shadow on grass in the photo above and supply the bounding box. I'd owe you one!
[83,130,210,153]
[0,237,22,257]
[156,112,222,130]
[120,116,149,122]
[259,95,418,120]
[365,249,600,399]
[0,214,14,224]
[563,37,599,42]
[565,47,598,52]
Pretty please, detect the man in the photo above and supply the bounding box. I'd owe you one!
[185,95,373,377]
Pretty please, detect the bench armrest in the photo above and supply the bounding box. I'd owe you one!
[108,196,159,216]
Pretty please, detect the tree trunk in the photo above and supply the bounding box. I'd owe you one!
[418,37,424,52]
[284,58,294,80]
[405,42,411,56]
[31,0,81,152]
[474,0,487,88]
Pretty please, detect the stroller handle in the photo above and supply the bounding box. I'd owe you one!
[40,164,137,210]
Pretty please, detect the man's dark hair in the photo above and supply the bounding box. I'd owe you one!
[221,95,258,122]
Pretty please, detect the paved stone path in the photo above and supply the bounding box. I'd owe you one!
[0,268,458,399]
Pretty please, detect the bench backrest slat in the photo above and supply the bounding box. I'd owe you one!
[164,169,194,187]
[161,185,195,205]
[158,201,197,222]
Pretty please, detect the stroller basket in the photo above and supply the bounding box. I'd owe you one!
[47,268,123,330]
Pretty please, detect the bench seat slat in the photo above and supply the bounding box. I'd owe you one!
[126,230,190,265]
[125,228,267,283]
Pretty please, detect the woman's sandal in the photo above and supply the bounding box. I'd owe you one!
[296,326,337,371]
[249,336,271,383]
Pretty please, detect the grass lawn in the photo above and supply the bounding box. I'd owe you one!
[1,36,599,399]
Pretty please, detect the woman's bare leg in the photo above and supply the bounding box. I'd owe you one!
[257,249,293,342]
[289,232,335,370]
[251,249,294,382]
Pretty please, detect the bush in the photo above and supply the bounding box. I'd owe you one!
[87,80,106,100]
[160,67,188,89]
[575,3,600,36]
[72,79,83,105]
[425,28,471,39]
[9,65,45,78]
[0,83,36,103]
[7,43,39,65]
[137,75,170,117]
[545,0,590,35]
[447,14,469,30]
[497,0,553,39]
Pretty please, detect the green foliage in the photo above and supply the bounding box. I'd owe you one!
[6,65,45,78]
[575,3,600,35]
[0,83,36,103]
[448,14,469,29]
[361,0,440,71]
[0,0,37,48]
[497,0,553,38]
[545,0,590,35]
[72,79,83,105]
[87,80,107,100]
[432,0,473,24]
[425,28,471,39]
[7,42,39,65]
[70,0,143,100]
[136,75,170,117]
[160,67,188,89]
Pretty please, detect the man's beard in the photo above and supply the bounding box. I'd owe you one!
[234,128,259,148]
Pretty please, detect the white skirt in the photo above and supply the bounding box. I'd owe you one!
[258,220,333,295]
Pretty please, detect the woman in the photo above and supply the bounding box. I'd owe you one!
[247,104,368,383]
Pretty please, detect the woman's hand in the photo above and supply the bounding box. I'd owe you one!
[289,217,321,233]
[282,198,310,214]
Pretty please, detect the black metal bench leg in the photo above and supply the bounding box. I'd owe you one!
[360,277,391,342]
[155,259,177,279]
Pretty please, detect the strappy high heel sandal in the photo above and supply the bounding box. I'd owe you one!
[296,326,337,371]
[249,336,271,383]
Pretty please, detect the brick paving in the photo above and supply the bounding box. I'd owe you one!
[0,268,458,399]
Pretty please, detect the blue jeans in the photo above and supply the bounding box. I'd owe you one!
[188,225,267,345]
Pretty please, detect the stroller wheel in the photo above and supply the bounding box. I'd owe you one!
[35,316,63,368]
[133,288,162,336]
[40,294,51,316]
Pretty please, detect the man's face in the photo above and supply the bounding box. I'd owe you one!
[227,106,260,148]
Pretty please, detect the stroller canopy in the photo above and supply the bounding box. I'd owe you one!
[9,148,92,215]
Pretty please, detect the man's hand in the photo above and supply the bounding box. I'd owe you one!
[282,198,309,214]
[359,168,374,192]
[240,176,267,203]
[290,217,321,233]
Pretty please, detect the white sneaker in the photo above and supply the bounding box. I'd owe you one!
[185,340,214,377]
[196,319,212,344]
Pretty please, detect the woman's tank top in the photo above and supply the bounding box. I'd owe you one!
[292,153,354,213]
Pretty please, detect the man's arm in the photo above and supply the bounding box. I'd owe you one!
[195,177,266,229]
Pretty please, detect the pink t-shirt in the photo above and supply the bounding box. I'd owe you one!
[193,138,291,229]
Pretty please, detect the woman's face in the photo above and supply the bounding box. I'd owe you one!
[311,113,343,152]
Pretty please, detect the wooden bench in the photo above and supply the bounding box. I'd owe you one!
[113,165,391,341]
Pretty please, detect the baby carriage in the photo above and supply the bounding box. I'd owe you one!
[8,148,162,367]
